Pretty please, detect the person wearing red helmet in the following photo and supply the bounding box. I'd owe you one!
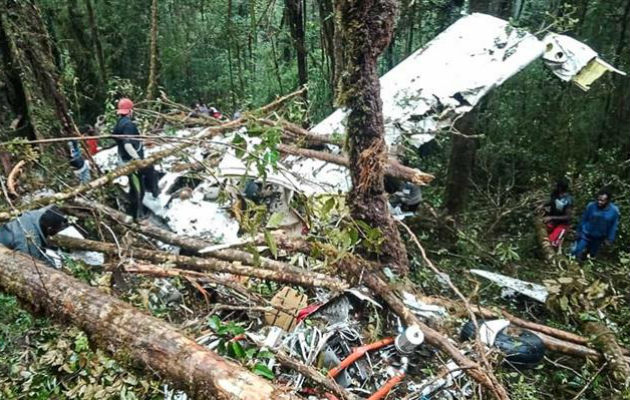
[112,98,159,220]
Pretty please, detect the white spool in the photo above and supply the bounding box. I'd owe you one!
[395,324,425,354]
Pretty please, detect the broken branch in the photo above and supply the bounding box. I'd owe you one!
[276,144,434,185]
[51,235,348,291]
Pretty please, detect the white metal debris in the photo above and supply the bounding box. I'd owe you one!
[57,225,105,266]
[478,319,511,347]
[542,33,626,89]
[311,13,546,147]
[470,269,548,303]
[311,13,623,146]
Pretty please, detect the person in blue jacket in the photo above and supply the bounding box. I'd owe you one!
[572,188,620,261]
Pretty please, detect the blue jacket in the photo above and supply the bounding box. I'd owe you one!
[0,207,53,264]
[578,201,620,242]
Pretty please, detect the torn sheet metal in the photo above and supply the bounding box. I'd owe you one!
[401,291,448,322]
[142,173,240,242]
[572,57,626,91]
[311,13,545,148]
[542,33,626,90]
[478,319,511,346]
[470,269,548,303]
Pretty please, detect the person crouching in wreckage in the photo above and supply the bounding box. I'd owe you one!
[112,98,160,220]
[542,178,573,249]
[0,205,69,265]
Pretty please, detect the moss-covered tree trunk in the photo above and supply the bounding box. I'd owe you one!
[0,0,77,139]
[335,0,409,274]
[146,0,159,101]
[84,0,107,86]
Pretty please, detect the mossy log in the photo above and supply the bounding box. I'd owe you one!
[0,246,297,400]
[583,321,630,385]
[50,235,348,291]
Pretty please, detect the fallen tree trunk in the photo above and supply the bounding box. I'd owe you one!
[71,198,321,279]
[51,235,348,291]
[0,247,297,400]
[277,144,434,185]
[0,88,305,222]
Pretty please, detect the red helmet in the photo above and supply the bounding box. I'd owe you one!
[117,98,134,115]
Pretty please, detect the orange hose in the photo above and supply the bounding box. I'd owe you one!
[367,373,405,400]
[327,337,394,378]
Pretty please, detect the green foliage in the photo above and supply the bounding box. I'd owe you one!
[0,294,162,399]
[206,315,275,379]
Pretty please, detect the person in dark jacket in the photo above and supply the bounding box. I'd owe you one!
[0,205,68,265]
[112,98,159,220]
[543,178,573,247]
[571,188,620,261]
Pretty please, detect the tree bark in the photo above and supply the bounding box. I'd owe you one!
[146,0,159,101]
[84,0,107,85]
[285,0,308,99]
[444,114,478,216]
[533,212,561,265]
[583,322,630,382]
[0,0,77,139]
[335,0,409,274]
[0,247,297,400]
[51,235,348,291]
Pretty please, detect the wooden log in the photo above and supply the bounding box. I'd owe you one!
[258,118,341,147]
[276,144,434,185]
[0,246,297,400]
[71,198,327,281]
[7,159,25,197]
[583,321,630,384]
[50,235,348,291]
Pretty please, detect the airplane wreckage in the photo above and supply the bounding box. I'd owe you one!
[1,13,626,400]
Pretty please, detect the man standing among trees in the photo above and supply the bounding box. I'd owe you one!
[112,98,159,220]
[572,188,620,261]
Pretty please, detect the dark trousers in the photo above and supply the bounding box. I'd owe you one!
[571,233,604,261]
[128,171,145,219]
[141,166,160,197]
